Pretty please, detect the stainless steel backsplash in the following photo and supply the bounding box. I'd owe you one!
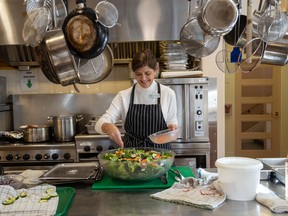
[12,93,117,132]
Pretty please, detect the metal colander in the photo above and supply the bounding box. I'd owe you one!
[77,45,114,84]
[95,0,119,28]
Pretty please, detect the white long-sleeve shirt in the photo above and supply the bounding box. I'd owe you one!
[95,81,178,134]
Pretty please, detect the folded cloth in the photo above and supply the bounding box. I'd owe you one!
[0,184,58,216]
[151,179,226,210]
[256,184,288,213]
[20,169,46,186]
[197,168,218,185]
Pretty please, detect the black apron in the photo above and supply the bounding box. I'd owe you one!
[123,82,170,149]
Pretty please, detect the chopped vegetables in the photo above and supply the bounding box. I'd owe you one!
[99,148,175,181]
[1,187,58,205]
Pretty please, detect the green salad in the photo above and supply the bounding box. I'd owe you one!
[99,148,175,181]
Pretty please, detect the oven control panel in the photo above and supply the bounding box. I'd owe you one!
[192,84,208,138]
[0,143,76,163]
[75,134,119,162]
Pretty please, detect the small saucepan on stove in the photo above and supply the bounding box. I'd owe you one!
[0,125,53,143]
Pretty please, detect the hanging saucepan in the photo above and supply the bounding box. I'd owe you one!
[62,0,109,60]
[35,40,61,84]
[197,0,238,37]
[44,28,80,92]
[261,42,288,66]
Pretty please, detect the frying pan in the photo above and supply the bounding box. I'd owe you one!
[223,0,247,46]
[62,0,109,60]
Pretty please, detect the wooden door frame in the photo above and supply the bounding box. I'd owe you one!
[234,65,281,158]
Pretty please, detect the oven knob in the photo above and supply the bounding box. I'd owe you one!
[15,154,21,160]
[6,154,13,161]
[52,153,59,160]
[23,154,30,160]
[84,146,91,152]
[64,153,71,160]
[44,154,50,159]
[96,146,103,152]
[35,154,42,160]
[108,145,115,150]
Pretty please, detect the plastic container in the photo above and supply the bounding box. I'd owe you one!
[215,157,263,201]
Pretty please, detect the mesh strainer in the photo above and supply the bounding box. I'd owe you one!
[77,45,114,84]
[95,0,119,28]
[25,0,45,13]
[215,49,240,74]
[22,7,50,47]
[257,8,288,43]
[237,37,266,73]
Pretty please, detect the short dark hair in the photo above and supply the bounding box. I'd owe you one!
[131,49,157,72]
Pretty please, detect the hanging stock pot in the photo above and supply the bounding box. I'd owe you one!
[48,115,83,142]
[62,0,109,60]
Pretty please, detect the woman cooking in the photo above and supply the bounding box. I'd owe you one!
[95,49,178,149]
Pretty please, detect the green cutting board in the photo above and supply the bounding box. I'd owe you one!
[92,166,194,190]
[55,187,75,216]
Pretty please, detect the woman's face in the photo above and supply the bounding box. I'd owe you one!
[134,65,156,88]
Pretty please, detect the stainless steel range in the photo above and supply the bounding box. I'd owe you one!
[75,117,123,162]
[0,141,77,169]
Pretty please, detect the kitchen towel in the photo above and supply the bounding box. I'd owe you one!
[151,178,226,210]
[20,169,46,187]
[256,184,288,213]
[0,184,58,216]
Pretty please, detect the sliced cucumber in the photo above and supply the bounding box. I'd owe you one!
[20,192,27,198]
[2,199,14,205]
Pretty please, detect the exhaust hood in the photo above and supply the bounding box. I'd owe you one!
[0,0,189,67]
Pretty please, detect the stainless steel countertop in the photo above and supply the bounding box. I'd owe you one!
[65,179,286,216]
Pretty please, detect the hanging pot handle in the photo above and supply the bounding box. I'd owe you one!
[47,116,53,122]
[76,115,84,122]
[73,83,80,93]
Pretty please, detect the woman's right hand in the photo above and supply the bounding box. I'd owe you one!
[102,123,124,148]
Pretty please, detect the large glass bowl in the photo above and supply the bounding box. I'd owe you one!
[98,147,175,181]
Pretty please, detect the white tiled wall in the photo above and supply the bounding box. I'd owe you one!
[0,65,132,95]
